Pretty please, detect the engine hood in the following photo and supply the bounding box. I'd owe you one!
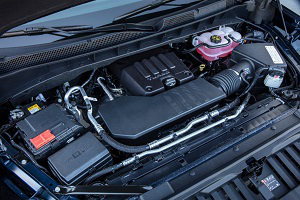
[0,0,92,36]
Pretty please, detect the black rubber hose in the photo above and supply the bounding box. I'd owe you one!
[242,38,267,43]
[85,99,243,184]
[209,60,255,97]
[84,163,123,184]
[216,98,240,114]
[244,32,254,38]
[98,130,150,154]
[239,67,269,98]
[3,132,49,173]
[209,69,242,96]
[273,64,297,92]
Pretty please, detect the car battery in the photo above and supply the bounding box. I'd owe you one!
[16,104,83,159]
[48,132,112,185]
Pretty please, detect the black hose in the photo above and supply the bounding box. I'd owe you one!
[244,32,254,38]
[216,98,240,114]
[236,17,277,44]
[188,52,203,63]
[239,67,269,98]
[85,99,244,184]
[98,97,240,155]
[180,43,204,54]
[3,132,49,173]
[242,38,267,43]
[98,130,150,154]
[84,163,123,184]
[273,59,298,92]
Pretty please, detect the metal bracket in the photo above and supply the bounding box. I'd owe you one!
[0,138,7,152]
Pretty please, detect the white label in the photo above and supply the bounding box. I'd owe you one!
[265,46,283,64]
[261,174,280,191]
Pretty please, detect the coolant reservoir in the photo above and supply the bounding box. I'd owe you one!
[192,26,242,61]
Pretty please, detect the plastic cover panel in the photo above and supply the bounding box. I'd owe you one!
[16,104,83,159]
[0,32,146,75]
[48,132,112,185]
[98,78,226,140]
[120,52,194,96]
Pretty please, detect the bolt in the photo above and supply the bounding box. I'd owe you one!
[54,187,60,193]
[271,126,276,130]
[21,160,27,165]
[190,171,196,176]
[275,36,278,40]
[233,146,239,152]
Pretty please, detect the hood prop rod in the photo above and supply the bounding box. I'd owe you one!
[277,0,290,40]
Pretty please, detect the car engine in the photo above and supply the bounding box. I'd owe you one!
[2,24,295,187]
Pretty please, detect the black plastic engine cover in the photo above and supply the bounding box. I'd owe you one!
[119,52,194,96]
[48,132,112,185]
[98,78,226,140]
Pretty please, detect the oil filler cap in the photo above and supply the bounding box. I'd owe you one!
[164,77,177,89]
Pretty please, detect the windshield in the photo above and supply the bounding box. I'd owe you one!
[1,0,195,48]
[24,0,144,26]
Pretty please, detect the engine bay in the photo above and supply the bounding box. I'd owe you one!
[1,22,299,190]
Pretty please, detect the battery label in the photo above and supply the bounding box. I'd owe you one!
[265,46,284,64]
[27,104,41,114]
[261,174,280,191]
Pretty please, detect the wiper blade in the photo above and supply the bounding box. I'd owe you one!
[83,23,155,33]
[1,25,94,38]
[114,0,178,22]
[1,23,155,39]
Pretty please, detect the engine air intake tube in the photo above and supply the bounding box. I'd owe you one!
[209,60,254,96]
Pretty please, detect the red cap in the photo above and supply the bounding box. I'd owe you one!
[30,130,55,149]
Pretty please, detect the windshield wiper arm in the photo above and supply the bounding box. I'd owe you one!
[1,25,93,38]
[113,0,178,22]
[1,23,155,38]
[83,23,155,33]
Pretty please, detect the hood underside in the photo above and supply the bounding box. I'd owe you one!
[0,0,92,35]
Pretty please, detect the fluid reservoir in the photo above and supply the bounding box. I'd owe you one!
[192,26,242,61]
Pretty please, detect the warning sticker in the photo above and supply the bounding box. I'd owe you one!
[261,174,280,191]
[265,46,284,64]
[27,104,41,114]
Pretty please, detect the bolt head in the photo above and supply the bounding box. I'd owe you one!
[189,171,196,176]
[233,146,239,152]
[21,160,27,165]
[54,187,60,193]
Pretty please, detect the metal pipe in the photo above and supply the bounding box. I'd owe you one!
[121,93,250,167]
[65,86,221,151]
[149,115,209,149]
[66,85,249,184]
[81,69,97,88]
[97,77,114,101]
[65,85,240,154]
